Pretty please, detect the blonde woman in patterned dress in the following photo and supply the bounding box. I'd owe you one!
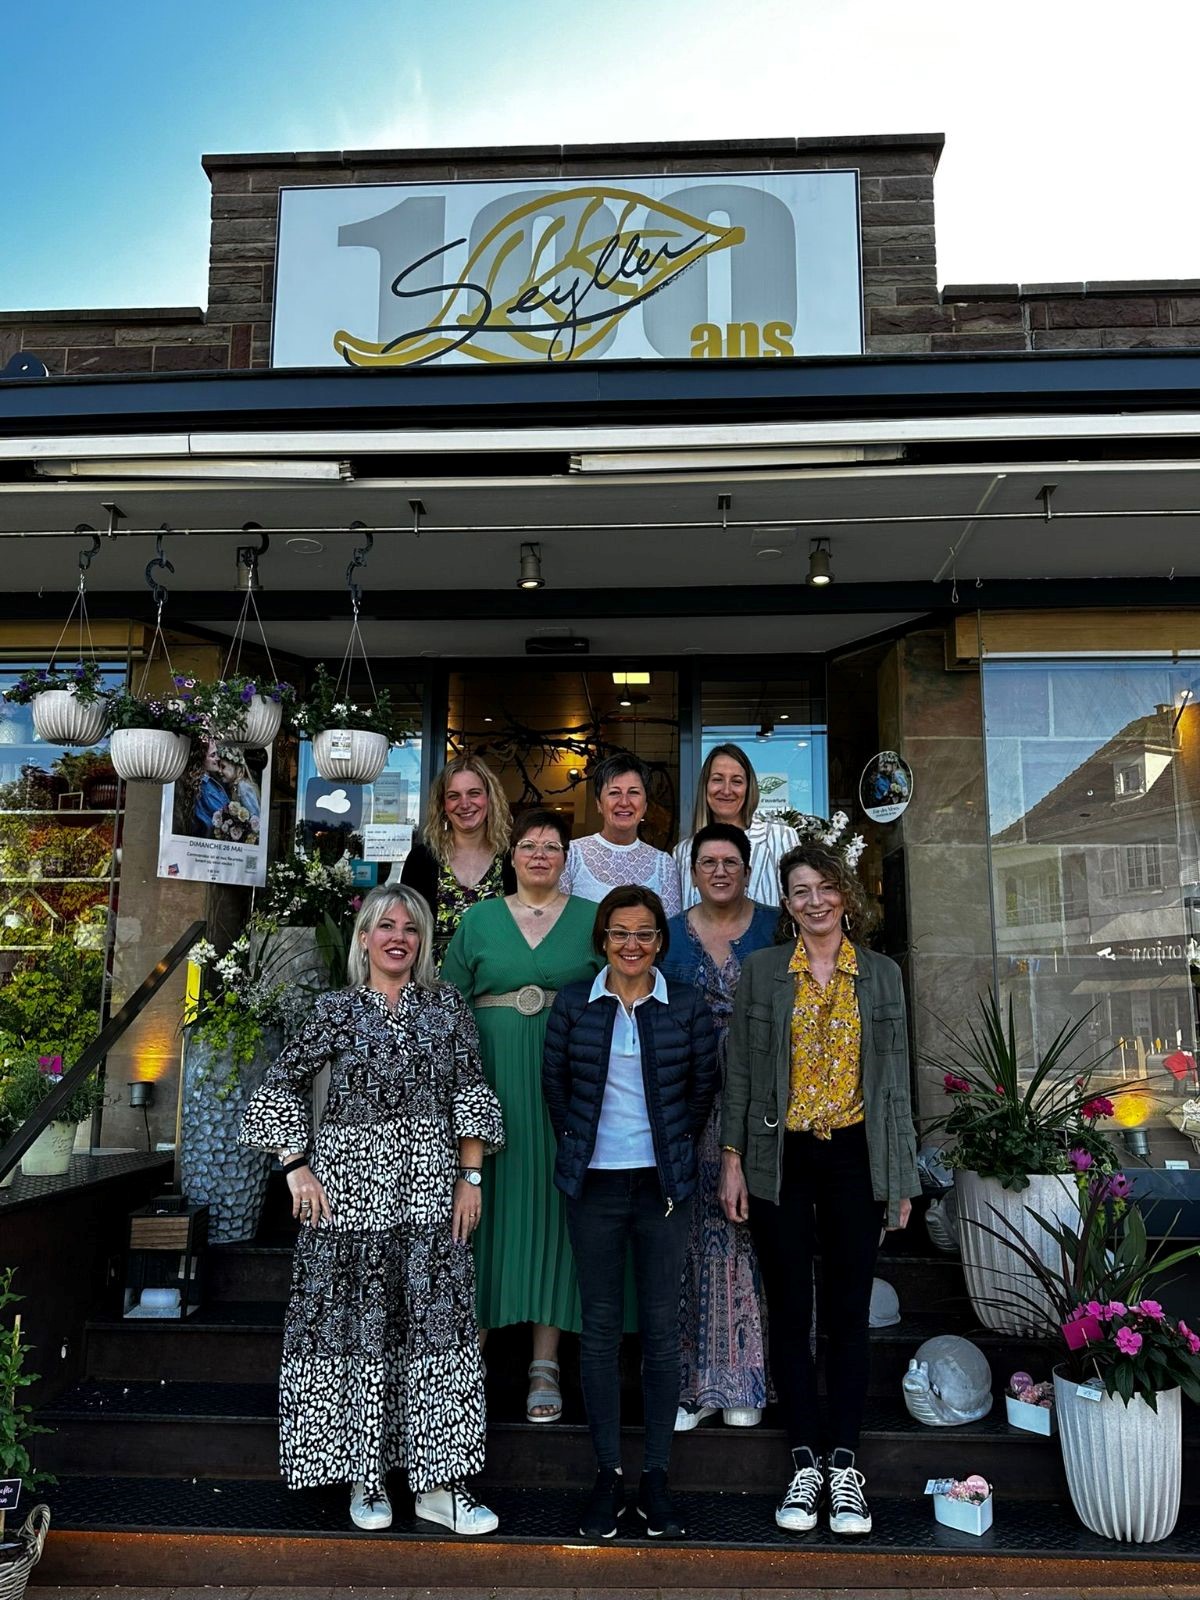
[722,835,919,1541]
[239,884,505,1535]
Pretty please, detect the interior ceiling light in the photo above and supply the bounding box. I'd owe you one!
[34,458,350,483]
[612,670,651,685]
[517,542,544,590]
[757,720,775,739]
[807,539,834,587]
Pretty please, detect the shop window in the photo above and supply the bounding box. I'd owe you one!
[699,674,828,828]
[983,658,1200,1164]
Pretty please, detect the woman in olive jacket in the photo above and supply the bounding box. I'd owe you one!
[720,838,919,1542]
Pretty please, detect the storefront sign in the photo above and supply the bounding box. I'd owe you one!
[157,744,272,888]
[859,751,913,823]
[272,171,863,367]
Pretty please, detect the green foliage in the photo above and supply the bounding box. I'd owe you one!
[923,991,1118,1190]
[291,662,408,740]
[3,661,108,707]
[106,689,200,735]
[187,674,296,739]
[0,1270,53,1489]
[0,939,105,1066]
[0,1049,105,1127]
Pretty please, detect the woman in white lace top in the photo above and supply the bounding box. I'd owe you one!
[559,752,682,916]
[674,744,799,909]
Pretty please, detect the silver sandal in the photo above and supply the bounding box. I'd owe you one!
[526,1358,563,1423]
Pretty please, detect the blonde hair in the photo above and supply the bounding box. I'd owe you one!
[422,755,512,866]
[346,885,438,991]
[691,743,760,831]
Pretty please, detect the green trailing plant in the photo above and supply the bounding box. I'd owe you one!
[106,687,201,736]
[0,1270,52,1489]
[185,673,296,738]
[291,662,406,740]
[3,661,109,707]
[923,991,1119,1191]
[968,1175,1200,1409]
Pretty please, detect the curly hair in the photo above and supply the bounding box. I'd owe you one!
[776,841,878,943]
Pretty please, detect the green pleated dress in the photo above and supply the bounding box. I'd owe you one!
[441,894,601,1333]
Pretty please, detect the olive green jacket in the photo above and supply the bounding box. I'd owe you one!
[721,941,920,1227]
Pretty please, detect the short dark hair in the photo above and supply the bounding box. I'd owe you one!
[511,807,572,852]
[690,822,751,871]
[592,750,651,800]
[591,885,671,958]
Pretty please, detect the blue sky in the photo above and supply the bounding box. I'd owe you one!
[2,0,1197,311]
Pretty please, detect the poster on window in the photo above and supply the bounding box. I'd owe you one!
[859,750,913,824]
[157,739,271,886]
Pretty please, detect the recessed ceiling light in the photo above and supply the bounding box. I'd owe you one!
[286,536,324,555]
[612,670,651,686]
[779,713,790,721]
[483,716,493,723]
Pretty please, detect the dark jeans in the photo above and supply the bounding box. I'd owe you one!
[565,1167,692,1472]
[748,1123,882,1454]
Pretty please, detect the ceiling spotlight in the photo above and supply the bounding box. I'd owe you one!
[517,542,544,590]
[807,539,833,587]
[779,713,790,721]
[757,720,774,739]
[619,696,633,708]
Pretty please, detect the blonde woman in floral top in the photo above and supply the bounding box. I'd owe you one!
[721,833,920,1543]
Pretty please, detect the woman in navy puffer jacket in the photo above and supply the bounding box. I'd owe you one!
[543,885,718,1543]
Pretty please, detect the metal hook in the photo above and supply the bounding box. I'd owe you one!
[75,525,100,574]
[145,524,175,610]
[237,522,270,590]
[345,521,373,610]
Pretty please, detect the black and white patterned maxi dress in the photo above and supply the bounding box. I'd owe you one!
[238,982,504,1494]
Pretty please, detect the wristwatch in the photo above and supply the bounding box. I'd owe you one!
[458,1167,483,1186]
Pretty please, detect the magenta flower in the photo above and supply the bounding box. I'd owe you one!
[1108,1173,1131,1200]
[1178,1320,1200,1355]
[1137,1300,1164,1321]
[1068,1148,1093,1171]
[1081,1095,1114,1120]
[1084,1300,1105,1319]
[37,1053,63,1076]
[1115,1327,1143,1356]
[1101,1301,1128,1320]
[943,1072,971,1095]
[994,1083,1006,1096]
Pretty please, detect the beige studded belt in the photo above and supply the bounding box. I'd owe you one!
[474,984,558,1016]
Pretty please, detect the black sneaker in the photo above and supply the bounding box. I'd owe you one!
[579,1468,625,1539]
[827,1447,872,1535]
[775,1445,823,1532]
[636,1467,686,1537]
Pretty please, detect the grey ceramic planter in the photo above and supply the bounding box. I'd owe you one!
[180,1028,281,1245]
[1055,1370,1181,1541]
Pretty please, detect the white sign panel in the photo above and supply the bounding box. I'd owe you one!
[272,171,863,368]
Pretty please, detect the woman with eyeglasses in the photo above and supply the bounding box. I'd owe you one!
[660,823,777,1435]
[441,808,601,1426]
[543,886,718,1541]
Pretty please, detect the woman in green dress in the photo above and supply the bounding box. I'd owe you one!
[441,807,600,1424]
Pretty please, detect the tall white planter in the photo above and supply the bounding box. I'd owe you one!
[1055,1371,1181,1542]
[312,728,389,784]
[954,1169,1079,1334]
[31,688,109,747]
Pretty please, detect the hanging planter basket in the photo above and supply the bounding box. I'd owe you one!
[238,692,284,748]
[31,687,109,747]
[110,727,191,784]
[313,728,390,784]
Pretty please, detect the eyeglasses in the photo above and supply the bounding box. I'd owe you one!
[695,856,745,875]
[515,841,565,856]
[604,928,660,946]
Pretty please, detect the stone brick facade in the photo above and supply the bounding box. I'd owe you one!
[4,134,1200,372]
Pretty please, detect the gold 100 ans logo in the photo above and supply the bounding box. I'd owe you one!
[331,185,798,366]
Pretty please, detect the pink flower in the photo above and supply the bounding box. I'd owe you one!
[994,1084,1006,1096]
[1178,1321,1200,1356]
[1084,1300,1105,1319]
[350,895,363,911]
[943,1073,971,1095]
[1097,1301,1127,1321]
[1068,1148,1093,1171]
[37,1054,63,1076]
[1115,1327,1143,1356]
[1081,1095,1114,1120]
[1137,1300,1164,1321]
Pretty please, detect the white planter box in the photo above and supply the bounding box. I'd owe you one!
[32,687,109,747]
[312,727,389,784]
[933,1492,993,1536]
[110,727,191,783]
[1006,1393,1056,1436]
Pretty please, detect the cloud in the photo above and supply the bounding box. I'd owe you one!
[315,788,352,816]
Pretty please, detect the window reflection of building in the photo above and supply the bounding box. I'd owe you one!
[984,663,1200,1141]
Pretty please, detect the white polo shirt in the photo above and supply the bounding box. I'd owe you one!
[586,966,667,1170]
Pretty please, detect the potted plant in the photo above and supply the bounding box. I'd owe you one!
[106,686,200,784]
[2,661,110,747]
[0,1270,52,1596]
[975,1174,1200,1542]
[292,662,401,784]
[0,1049,105,1176]
[187,673,296,749]
[51,750,118,810]
[923,992,1118,1334]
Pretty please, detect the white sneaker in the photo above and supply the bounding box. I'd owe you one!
[776,1446,822,1533]
[349,1482,392,1530]
[674,1403,719,1432]
[722,1406,762,1427]
[827,1449,872,1536]
[415,1482,499,1536]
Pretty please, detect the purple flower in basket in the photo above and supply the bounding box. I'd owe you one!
[240,683,256,703]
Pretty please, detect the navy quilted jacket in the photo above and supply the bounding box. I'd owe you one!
[542,975,719,1205]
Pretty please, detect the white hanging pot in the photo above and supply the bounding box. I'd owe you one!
[954,1169,1079,1334]
[21,1120,78,1176]
[31,688,109,747]
[313,728,389,784]
[238,693,283,748]
[110,727,191,784]
[1054,1369,1181,1541]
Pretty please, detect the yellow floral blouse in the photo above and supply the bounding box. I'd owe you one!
[785,939,864,1137]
